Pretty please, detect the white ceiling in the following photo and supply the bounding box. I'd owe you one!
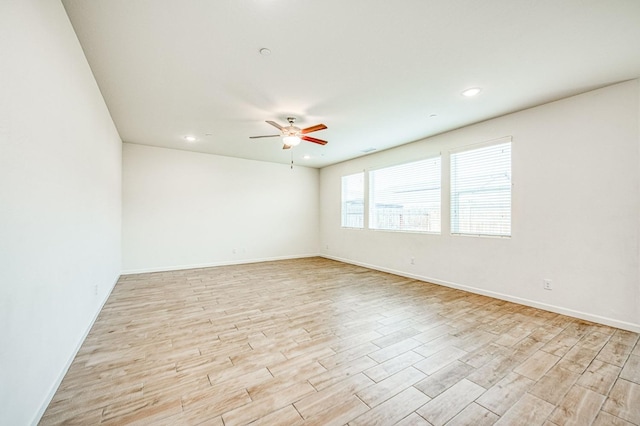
[61,0,640,168]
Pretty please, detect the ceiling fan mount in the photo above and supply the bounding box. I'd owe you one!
[250,117,328,149]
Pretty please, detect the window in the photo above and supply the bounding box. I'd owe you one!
[341,172,364,228]
[450,139,511,237]
[369,157,441,233]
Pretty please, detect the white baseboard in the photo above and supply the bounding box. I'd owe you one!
[322,254,640,333]
[121,253,320,275]
[31,273,120,426]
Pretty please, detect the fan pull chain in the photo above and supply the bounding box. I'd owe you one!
[291,150,294,169]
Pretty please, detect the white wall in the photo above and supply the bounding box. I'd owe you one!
[122,143,319,273]
[320,80,640,332]
[0,1,122,424]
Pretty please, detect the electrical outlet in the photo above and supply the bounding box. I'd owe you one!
[410,257,415,265]
[94,284,98,296]
[543,279,552,290]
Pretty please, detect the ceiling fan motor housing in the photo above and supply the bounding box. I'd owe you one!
[283,126,301,137]
[283,118,301,137]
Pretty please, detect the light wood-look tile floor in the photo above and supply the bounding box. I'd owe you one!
[41,258,640,425]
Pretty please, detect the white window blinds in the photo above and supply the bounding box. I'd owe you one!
[369,157,441,233]
[341,172,364,228]
[450,139,511,237]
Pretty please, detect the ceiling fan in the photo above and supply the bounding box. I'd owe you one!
[250,117,328,149]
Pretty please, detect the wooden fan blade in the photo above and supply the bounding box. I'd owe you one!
[282,144,292,150]
[266,120,284,130]
[302,135,328,145]
[301,124,327,134]
[249,135,280,139]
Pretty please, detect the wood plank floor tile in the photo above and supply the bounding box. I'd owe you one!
[620,354,640,384]
[307,355,378,391]
[460,342,509,369]
[445,402,500,426]
[611,329,640,347]
[38,258,640,426]
[180,385,251,417]
[349,386,431,426]
[267,347,333,377]
[576,359,621,395]
[318,342,380,369]
[494,393,555,426]
[529,364,580,404]
[363,350,424,382]
[180,388,251,424]
[457,330,501,353]
[511,336,547,362]
[576,331,611,352]
[394,412,432,426]
[356,366,426,407]
[494,325,533,347]
[547,384,606,426]
[513,350,560,381]
[294,372,373,419]
[207,364,273,389]
[529,325,565,344]
[247,404,304,426]
[247,373,318,401]
[414,360,476,398]
[414,334,464,358]
[39,405,103,425]
[466,353,519,389]
[303,395,370,426]
[557,345,602,374]
[414,346,468,375]
[540,332,582,357]
[372,327,421,347]
[476,371,535,415]
[101,395,183,425]
[413,324,456,343]
[222,380,314,425]
[597,340,635,367]
[416,379,485,426]
[592,411,636,426]
[368,337,423,363]
[601,379,640,424]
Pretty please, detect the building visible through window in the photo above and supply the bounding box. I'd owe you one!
[451,139,511,237]
[341,172,364,228]
[369,157,441,233]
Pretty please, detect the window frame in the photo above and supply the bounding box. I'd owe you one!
[449,137,512,238]
[368,156,442,234]
[340,172,365,229]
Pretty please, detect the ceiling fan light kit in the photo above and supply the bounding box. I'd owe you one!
[250,117,328,150]
[282,135,301,146]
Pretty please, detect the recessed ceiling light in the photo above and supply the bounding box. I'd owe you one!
[428,114,438,119]
[303,155,311,160]
[462,87,482,97]
[259,48,271,56]
[184,136,197,142]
